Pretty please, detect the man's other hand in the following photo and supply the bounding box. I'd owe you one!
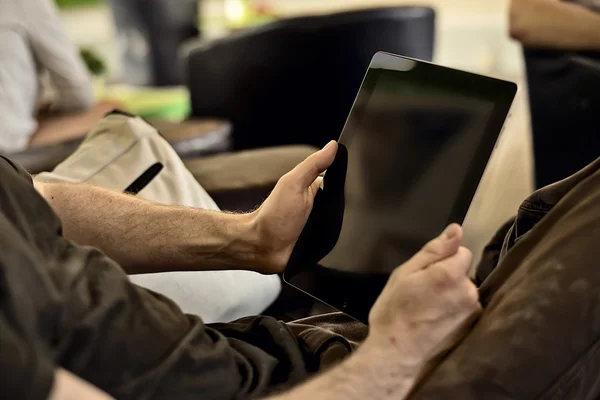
[268,225,482,400]
[251,141,338,274]
[366,224,482,373]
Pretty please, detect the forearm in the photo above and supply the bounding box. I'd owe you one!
[35,181,265,274]
[510,0,600,50]
[52,85,94,114]
[269,341,420,400]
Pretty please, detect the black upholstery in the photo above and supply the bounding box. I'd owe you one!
[524,49,600,188]
[184,7,436,150]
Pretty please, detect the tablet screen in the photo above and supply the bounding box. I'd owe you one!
[284,52,516,322]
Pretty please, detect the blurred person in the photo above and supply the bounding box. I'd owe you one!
[510,0,600,50]
[0,0,120,153]
[2,137,600,399]
[108,0,199,86]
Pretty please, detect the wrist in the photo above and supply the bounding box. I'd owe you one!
[359,336,424,375]
[246,209,290,274]
[178,209,270,274]
[342,338,422,399]
[226,211,270,273]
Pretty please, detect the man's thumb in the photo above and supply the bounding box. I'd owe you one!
[401,224,463,274]
[290,141,338,188]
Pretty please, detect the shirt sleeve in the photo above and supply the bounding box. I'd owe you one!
[0,155,32,184]
[19,0,94,113]
[0,28,39,153]
[0,158,57,399]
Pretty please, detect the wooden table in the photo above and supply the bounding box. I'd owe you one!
[9,118,232,174]
[149,119,232,157]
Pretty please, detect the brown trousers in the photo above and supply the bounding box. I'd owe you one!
[277,156,600,399]
[409,156,600,399]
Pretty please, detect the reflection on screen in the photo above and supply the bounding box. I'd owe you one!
[318,66,494,275]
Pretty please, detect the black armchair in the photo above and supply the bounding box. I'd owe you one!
[184,6,436,151]
[523,49,600,188]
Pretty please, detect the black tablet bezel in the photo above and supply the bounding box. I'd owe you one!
[283,52,517,323]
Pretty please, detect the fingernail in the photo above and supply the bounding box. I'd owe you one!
[443,224,458,240]
[322,141,334,151]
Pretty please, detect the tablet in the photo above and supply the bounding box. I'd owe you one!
[283,52,517,323]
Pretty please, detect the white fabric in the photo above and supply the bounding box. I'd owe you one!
[0,29,38,153]
[0,0,94,153]
[36,113,281,323]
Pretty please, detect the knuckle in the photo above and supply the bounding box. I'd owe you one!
[422,237,445,258]
[278,173,293,186]
[447,263,464,282]
[457,246,473,266]
[430,266,453,288]
[465,281,480,304]
[433,260,462,283]
[389,266,405,281]
[459,280,481,310]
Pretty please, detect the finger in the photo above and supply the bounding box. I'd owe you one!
[287,141,338,189]
[401,224,463,275]
[459,279,481,310]
[436,278,481,318]
[428,247,473,285]
[310,176,324,195]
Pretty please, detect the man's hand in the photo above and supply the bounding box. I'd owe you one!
[269,224,482,400]
[35,142,336,275]
[367,223,481,372]
[250,141,338,274]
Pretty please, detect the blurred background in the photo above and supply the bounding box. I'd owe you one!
[58,0,522,79]
[34,0,537,264]
[0,0,596,325]
[51,0,532,265]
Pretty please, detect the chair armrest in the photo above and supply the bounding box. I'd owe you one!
[185,145,318,211]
